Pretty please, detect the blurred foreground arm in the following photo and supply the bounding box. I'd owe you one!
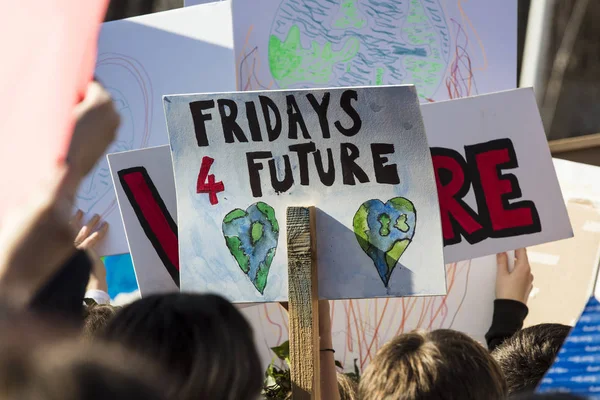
[0,82,118,310]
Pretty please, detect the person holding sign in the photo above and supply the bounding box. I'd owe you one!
[486,248,535,351]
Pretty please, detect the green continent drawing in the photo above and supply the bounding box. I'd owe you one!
[353,197,416,287]
[269,25,359,87]
[268,0,450,99]
[222,202,279,294]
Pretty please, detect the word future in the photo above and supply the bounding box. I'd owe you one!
[190,90,401,197]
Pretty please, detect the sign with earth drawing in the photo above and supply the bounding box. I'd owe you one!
[164,85,446,302]
[232,0,517,102]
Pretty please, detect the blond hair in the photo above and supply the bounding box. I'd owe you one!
[359,329,506,400]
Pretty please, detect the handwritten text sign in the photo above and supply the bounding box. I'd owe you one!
[165,85,446,302]
[108,146,179,296]
[422,88,572,262]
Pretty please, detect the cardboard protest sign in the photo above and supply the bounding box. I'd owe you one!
[81,2,236,256]
[0,1,107,222]
[423,88,573,263]
[525,159,600,328]
[535,161,600,397]
[165,85,446,302]
[231,0,517,99]
[108,146,179,296]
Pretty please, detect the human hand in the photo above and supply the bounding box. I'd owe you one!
[67,81,120,186]
[72,210,108,293]
[496,248,534,305]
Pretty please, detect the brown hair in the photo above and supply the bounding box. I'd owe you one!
[0,314,168,400]
[358,329,507,400]
[82,302,121,339]
[337,373,358,400]
[102,293,262,400]
[492,323,571,395]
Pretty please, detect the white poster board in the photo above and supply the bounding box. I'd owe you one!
[165,85,446,302]
[79,2,236,256]
[108,146,179,296]
[231,0,517,99]
[423,88,573,263]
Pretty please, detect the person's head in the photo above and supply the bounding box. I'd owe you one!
[359,329,507,400]
[82,302,120,339]
[102,293,262,400]
[0,315,167,400]
[492,323,571,395]
[337,373,358,400]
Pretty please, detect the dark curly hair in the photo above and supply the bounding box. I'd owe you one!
[492,323,572,395]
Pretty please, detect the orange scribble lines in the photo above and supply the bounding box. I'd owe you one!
[445,19,475,99]
[396,297,418,336]
[449,260,473,328]
[427,263,458,330]
[348,300,364,368]
[444,0,490,98]
[263,303,283,345]
[363,298,390,367]
[457,0,488,72]
[237,26,274,92]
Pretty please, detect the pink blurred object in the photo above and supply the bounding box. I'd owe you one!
[0,1,108,221]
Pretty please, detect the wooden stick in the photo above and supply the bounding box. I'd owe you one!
[287,206,320,400]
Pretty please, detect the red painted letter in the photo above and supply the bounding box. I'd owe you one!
[197,156,225,205]
[118,167,179,287]
[465,139,541,238]
[431,148,485,245]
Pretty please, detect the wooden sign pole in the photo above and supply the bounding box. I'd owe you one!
[287,206,320,400]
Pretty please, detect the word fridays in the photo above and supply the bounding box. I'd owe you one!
[189,89,401,196]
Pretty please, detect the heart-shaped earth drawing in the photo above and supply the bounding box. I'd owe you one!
[222,202,279,294]
[353,197,416,287]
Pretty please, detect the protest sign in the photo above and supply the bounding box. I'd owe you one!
[533,161,600,398]
[165,85,446,302]
[423,88,573,263]
[231,0,517,99]
[108,146,179,296]
[526,159,600,328]
[113,88,571,302]
[0,1,107,222]
[82,2,236,256]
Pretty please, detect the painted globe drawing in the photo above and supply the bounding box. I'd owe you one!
[268,0,451,100]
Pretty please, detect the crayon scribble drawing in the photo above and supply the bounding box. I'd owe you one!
[353,198,416,287]
[235,0,493,102]
[242,259,498,373]
[223,202,279,294]
[76,52,153,218]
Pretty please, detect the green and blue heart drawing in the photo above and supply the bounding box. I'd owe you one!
[222,202,279,295]
[353,197,416,288]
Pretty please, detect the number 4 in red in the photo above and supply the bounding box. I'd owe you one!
[197,156,225,205]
